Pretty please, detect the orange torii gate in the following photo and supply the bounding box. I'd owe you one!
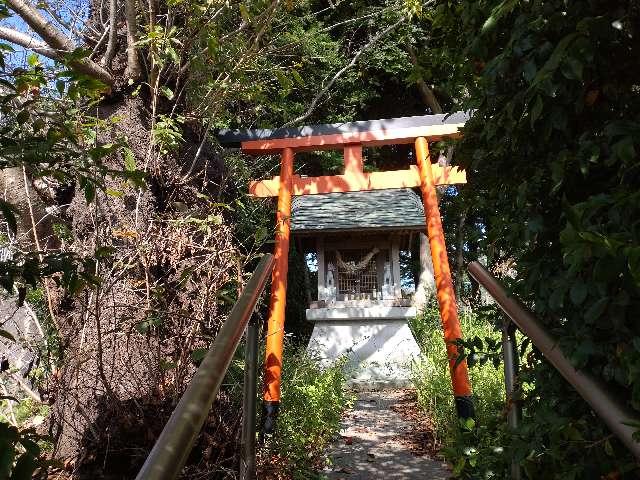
[218,112,474,429]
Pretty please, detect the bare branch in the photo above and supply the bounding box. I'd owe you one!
[10,372,42,402]
[318,8,388,33]
[90,26,110,60]
[41,2,82,41]
[42,5,72,33]
[101,0,117,67]
[0,26,58,58]
[407,44,454,165]
[282,14,407,127]
[5,0,113,85]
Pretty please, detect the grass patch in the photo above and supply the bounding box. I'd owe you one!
[259,345,353,479]
[410,301,508,477]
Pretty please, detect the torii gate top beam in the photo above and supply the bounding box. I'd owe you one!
[217,111,469,154]
[216,112,470,197]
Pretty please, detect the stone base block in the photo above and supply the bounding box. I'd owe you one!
[306,317,421,388]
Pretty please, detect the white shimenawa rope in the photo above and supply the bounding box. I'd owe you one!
[335,248,379,274]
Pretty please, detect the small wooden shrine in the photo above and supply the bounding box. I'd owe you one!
[291,189,426,386]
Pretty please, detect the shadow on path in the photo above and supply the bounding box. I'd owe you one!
[322,390,450,480]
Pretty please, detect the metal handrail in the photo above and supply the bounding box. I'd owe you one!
[468,261,640,460]
[135,254,275,480]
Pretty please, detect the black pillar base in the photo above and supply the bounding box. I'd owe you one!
[263,400,280,434]
[455,395,475,420]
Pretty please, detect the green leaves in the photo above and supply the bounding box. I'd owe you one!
[15,110,29,125]
[190,348,208,363]
[134,315,163,334]
[274,69,293,97]
[584,297,608,323]
[627,247,640,287]
[481,0,519,34]
[0,55,146,302]
[79,177,96,203]
[569,282,588,306]
[123,148,136,171]
[612,137,636,164]
[239,4,251,23]
[26,53,39,67]
[10,452,38,480]
[529,95,543,126]
[269,345,352,476]
[136,25,181,68]
[0,422,46,480]
[151,114,184,153]
[530,33,581,89]
[425,0,640,475]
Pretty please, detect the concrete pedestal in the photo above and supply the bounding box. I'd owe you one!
[306,304,421,389]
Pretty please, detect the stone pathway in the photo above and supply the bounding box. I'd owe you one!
[322,390,450,480]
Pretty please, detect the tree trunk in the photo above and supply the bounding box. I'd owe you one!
[413,233,436,311]
[46,95,240,475]
[0,167,53,251]
[454,208,467,304]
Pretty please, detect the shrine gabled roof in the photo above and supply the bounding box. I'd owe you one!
[290,188,425,233]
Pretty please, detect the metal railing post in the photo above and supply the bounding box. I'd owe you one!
[468,261,640,460]
[135,254,274,480]
[240,316,259,480]
[502,320,522,480]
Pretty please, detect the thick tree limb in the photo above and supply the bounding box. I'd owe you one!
[101,0,117,67]
[124,0,141,80]
[407,44,442,114]
[5,0,113,85]
[283,14,407,127]
[5,0,75,51]
[407,44,454,166]
[0,26,58,58]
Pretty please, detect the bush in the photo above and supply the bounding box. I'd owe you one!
[410,301,508,478]
[425,0,640,476]
[260,344,352,479]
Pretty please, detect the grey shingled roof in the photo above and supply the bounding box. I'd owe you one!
[291,189,425,233]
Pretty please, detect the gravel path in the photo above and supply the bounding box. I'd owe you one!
[322,390,450,480]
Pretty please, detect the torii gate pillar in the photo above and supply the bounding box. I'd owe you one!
[263,147,294,431]
[415,137,473,418]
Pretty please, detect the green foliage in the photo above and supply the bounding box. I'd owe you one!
[263,346,352,478]
[410,302,505,474]
[151,114,185,154]
[0,399,49,429]
[0,55,144,294]
[284,246,315,341]
[420,0,640,476]
[25,288,63,372]
[0,422,52,480]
